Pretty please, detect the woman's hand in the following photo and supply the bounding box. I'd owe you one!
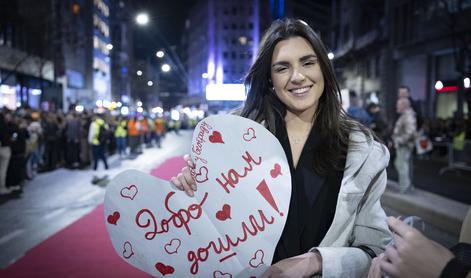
[367,253,386,278]
[261,251,322,278]
[380,217,454,278]
[170,154,197,196]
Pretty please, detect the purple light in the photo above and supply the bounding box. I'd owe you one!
[207,61,215,79]
[216,66,223,84]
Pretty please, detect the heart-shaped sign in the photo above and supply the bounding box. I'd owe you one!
[105,115,291,277]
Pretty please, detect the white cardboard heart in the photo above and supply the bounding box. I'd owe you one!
[105,115,291,277]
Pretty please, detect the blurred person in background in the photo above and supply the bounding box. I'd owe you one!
[392,98,417,193]
[127,116,140,155]
[114,116,127,158]
[80,112,92,168]
[347,91,372,126]
[88,114,109,184]
[56,113,67,167]
[139,116,149,148]
[398,85,422,130]
[65,113,81,168]
[147,116,155,147]
[367,103,388,142]
[6,114,29,192]
[26,112,43,179]
[43,113,60,171]
[0,112,13,195]
[154,116,165,148]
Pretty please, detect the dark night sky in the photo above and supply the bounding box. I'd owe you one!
[127,0,198,59]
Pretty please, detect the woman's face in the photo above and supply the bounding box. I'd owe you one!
[270,36,324,118]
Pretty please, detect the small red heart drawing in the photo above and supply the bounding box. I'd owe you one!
[120,185,138,200]
[213,270,232,278]
[194,166,209,183]
[243,127,256,142]
[164,238,181,255]
[249,249,265,268]
[216,204,231,221]
[209,131,224,144]
[270,163,282,178]
[155,262,175,276]
[122,241,134,259]
[107,211,120,225]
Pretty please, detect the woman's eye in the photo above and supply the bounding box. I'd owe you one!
[274,67,287,73]
[303,60,316,66]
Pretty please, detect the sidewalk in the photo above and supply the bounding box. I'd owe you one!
[382,180,469,237]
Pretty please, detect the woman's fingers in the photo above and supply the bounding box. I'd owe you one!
[182,167,197,191]
[177,173,194,197]
[170,176,183,190]
[183,154,195,168]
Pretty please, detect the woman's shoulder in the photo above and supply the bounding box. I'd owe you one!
[347,128,390,169]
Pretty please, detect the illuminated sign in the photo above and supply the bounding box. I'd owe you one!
[205,84,246,101]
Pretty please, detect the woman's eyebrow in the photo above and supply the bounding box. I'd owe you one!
[299,54,317,61]
[272,54,318,67]
[272,61,290,67]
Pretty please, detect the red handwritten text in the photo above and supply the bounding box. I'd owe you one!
[215,151,262,194]
[135,191,208,240]
[192,121,212,155]
[187,209,275,274]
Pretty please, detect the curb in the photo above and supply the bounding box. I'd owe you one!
[381,180,469,235]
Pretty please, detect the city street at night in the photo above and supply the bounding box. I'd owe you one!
[1,0,471,277]
[0,130,192,277]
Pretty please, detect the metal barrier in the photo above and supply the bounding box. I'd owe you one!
[439,140,471,175]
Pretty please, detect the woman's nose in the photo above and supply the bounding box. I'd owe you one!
[290,68,306,83]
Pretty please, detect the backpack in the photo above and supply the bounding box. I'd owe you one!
[98,124,109,145]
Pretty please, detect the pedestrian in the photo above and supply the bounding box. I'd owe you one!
[26,112,43,178]
[347,91,372,126]
[127,117,140,155]
[6,114,28,191]
[114,116,127,158]
[171,18,391,277]
[65,113,81,168]
[367,103,388,142]
[398,85,422,130]
[392,98,417,193]
[88,114,109,183]
[0,112,13,195]
[154,116,165,148]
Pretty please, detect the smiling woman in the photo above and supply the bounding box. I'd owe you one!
[172,18,392,278]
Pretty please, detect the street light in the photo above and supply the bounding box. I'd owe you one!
[136,70,143,76]
[156,51,165,58]
[202,72,209,79]
[328,52,334,60]
[161,64,171,72]
[106,43,113,51]
[135,13,149,25]
[147,80,154,86]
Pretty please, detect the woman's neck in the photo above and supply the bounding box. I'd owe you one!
[284,109,316,130]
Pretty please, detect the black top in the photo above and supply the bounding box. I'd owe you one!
[272,119,346,263]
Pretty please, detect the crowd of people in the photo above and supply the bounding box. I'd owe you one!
[0,107,184,195]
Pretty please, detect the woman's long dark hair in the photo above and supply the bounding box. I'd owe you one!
[241,18,370,175]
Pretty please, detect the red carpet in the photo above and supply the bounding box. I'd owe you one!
[149,156,187,180]
[0,156,185,278]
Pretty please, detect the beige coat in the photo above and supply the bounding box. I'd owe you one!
[312,130,392,277]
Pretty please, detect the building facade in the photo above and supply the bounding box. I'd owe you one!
[186,0,260,110]
[110,0,133,107]
[331,0,471,120]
